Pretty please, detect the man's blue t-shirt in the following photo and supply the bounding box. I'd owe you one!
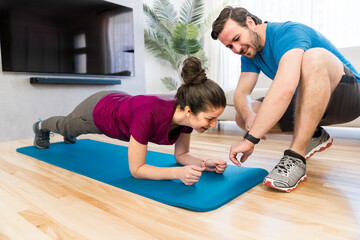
[241,21,360,83]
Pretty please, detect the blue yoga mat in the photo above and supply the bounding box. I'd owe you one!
[17,139,268,212]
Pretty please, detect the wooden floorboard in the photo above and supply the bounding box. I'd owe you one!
[0,123,359,239]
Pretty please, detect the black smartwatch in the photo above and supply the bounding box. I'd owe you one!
[243,130,260,144]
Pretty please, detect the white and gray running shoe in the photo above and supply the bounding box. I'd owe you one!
[263,150,307,192]
[305,127,333,159]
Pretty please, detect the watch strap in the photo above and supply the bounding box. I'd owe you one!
[243,130,260,144]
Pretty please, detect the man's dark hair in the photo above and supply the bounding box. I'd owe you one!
[211,6,262,40]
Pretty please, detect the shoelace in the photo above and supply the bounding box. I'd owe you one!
[38,131,53,142]
[275,155,300,174]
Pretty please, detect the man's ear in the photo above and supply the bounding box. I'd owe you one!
[246,16,255,29]
[184,106,192,118]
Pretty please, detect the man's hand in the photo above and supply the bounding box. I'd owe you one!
[178,165,206,185]
[203,159,227,174]
[229,140,255,166]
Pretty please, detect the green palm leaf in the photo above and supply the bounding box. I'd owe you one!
[179,0,204,25]
[144,30,179,68]
[161,77,178,90]
[199,0,233,37]
[153,0,178,29]
[143,0,218,90]
[143,4,172,38]
[172,23,201,55]
[193,50,208,67]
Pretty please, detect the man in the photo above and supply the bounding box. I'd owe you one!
[211,6,360,192]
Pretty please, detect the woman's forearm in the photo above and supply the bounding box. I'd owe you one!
[131,164,179,180]
[175,152,203,167]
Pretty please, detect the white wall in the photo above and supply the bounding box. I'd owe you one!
[145,51,178,93]
[0,0,145,142]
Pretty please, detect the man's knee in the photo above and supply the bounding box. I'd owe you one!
[301,48,328,79]
[301,48,344,89]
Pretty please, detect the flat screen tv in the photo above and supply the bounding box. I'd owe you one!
[0,0,135,78]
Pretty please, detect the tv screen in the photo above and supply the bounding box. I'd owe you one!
[0,0,135,77]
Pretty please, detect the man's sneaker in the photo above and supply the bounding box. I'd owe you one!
[33,121,50,149]
[263,150,307,192]
[64,136,77,144]
[305,127,333,159]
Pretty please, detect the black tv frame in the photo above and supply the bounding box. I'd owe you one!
[0,0,135,85]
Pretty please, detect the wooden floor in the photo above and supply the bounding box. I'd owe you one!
[1,123,359,240]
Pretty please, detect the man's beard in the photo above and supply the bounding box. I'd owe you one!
[246,28,261,58]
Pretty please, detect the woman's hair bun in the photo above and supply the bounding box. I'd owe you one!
[175,56,226,115]
[181,56,207,85]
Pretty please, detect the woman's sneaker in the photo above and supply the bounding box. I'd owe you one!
[33,121,50,149]
[64,136,77,144]
[263,150,307,192]
[305,128,333,159]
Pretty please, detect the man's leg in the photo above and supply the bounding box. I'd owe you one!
[263,48,344,192]
[237,90,334,158]
[291,48,344,157]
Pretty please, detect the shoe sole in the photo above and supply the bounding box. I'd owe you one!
[305,136,333,159]
[263,174,307,192]
[33,141,48,149]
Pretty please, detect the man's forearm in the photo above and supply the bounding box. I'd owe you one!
[235,94,254,120]
[249,84,294,138]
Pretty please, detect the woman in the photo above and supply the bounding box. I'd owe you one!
[33,57,227,185]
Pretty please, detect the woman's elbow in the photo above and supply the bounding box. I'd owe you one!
[174,154,186,165]
[129,168,142,179]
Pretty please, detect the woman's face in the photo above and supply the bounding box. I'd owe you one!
[189,107,225,133]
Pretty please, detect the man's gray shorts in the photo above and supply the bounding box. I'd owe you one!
[257,65,360,132]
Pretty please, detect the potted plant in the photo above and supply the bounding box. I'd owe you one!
[144,0,211,90]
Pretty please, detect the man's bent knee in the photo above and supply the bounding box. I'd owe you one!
[301,48,344,89]
[301,48,328,78]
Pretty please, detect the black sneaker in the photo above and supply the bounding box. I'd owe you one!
[33,121,50,149]
[64,136,77,144]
